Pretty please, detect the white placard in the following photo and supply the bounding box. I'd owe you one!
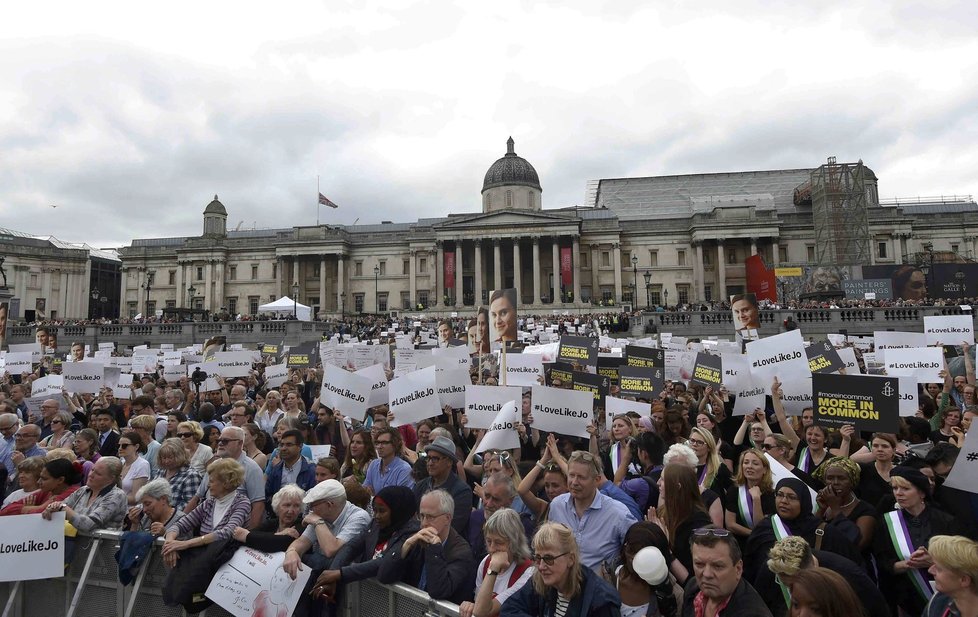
[205,546,310,617]
[464,385,523,429]
[835,347,861,374]
[476,401,522,453]
[162,364,187,383]
[883,347,943,383]
[320,364,372,420]
[355,363,389,409]
[0,512,66,581]
[923,315,975,346]
[161,351,183,367]
[529,385,594,439]
[388,366,441,427]
[604,396,651,432]
[874,331,928,362]
[31,375,63,399]
[721,354,751,391]
[779,378,813,416]
[436,367,469,409]
[63,361,105,394]
[746,330,810,392]
[765,454,817,505]
[131,351,159,374]
[213,351,254,378]
[98,342,116,351]
[732,372,767,416]
[432,345,470,371]
[942,427,978,495]
[307,444,332,463]
[113,373,134,399]
[522,342,559,363]
[2,352,33,376]
[264,364,289,389]
[505,353,544,387]
[898,376,918,417]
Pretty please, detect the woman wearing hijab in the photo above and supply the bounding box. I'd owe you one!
[309,485,420,601]
[744,477,861,584]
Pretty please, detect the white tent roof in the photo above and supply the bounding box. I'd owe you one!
[258,296,313,321]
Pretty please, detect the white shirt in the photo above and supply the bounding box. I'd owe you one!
[474,555,535,606]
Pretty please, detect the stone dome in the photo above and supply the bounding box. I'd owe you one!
[203,194,227,215]
[482,137,542,193]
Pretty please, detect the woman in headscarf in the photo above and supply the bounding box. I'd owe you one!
[309,485,420,601]
[744,477,861,584]
[813,456,877,553]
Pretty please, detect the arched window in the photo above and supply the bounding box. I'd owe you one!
[528,191,535,209]
[505,190,513,208]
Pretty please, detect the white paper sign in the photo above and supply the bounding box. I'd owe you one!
[732,372,767,416]
[31,375,64,399]
[874,331,928,362]
[530,385,594,439]
[436,367,469,409]
[388,366,441,427]
[63,361,105,394]
[923,315,975,346]
[161,351,183,367]
[0,512,66,582]
[476,400,522,453]
[213,351,254,378]
[432,345,470,371]
[163,364,187,383]
[464,385,523,430]
[355,363,389,409]
[835,347,862,374]
[883,347,944,383]
[505,353,544,387]
[765,454,817,505]
[307,444,332,463]
[320,364,372,420]
[898,376,918,417]
[721,354,751,392]
[779,378,813,416]
[605,396,651,432]
[264,364,289,389]
[2,352,32,376]
[746,330,810,392]
[205,547,310,617]
[131,351,159,374]
[942,427,978,495]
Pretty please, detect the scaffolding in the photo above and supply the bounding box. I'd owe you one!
[811,157,871,266]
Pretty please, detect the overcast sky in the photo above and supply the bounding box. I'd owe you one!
[2,1,977,249]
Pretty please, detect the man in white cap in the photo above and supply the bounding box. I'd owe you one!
[413,435,472,535]
[283,479,371,579]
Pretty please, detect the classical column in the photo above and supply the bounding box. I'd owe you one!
[175,262,184,308]
[572,236,582,304]
[771,240,780,267]
[292,258,300,290]
[551,238,560,302]
[894,236,903,265]
[613,244,623,303]
[474,241,483,306]
[135,268,145,315]
[589,244,600,301]
[694,242,705,302]
[276,257,283,298]
[14,266,28,310]
[513,239,522,305]
[60,271,69,318]
[454,241,462,306]
[716,240,726,300]
[409,250,418,308]
[119,268,128,317]
[532,237,541,305]
[214,260,225,311]
[493,239,502,291]
[203,263,212,312]
[320,256,328,316]
[336,255,345,311]
[435,241,444,302]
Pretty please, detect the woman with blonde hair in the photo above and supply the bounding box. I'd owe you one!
[176,421,213,473]
[592,413,642,481]
[39,410,75,451]
[925,535,978,617]
[153,438,203,512]
[688,426,732,498]
[724,448,775,542]
[460,508,535,617]
[500,522,619,617]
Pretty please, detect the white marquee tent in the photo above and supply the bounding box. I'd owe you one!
[257,296,312,321]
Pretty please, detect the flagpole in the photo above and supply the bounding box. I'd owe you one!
[317,175,320,226]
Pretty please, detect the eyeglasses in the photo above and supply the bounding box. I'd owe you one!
[687,439,707,447]
[568,451,598,463]
[426,455,446,463]
[761,443,779,450]
[177,432,194,439]
[217,438,242,446]
[14,432,37,439]
[419,512,448,521]
[119,443,133,449]
[775,491,800,501]
[693,528,731,538]
[374,440,392,446]
[532,552,569,566]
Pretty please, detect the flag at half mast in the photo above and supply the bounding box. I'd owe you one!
[318,193,339,209]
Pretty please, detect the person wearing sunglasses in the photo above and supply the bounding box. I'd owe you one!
[176,421,213,474]
[681,527,772,617]
[118,431,151,506]
[500,522,620,617]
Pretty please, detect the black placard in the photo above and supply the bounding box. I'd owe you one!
[690,352,723,388]
[597,356,625,384]
[571,371,610,409]
[546,362,575,387]
[625,345,665,369]
[806,340,846,374]
[812,372,899,432]
[557,335,598,369]
[617,365,664,400]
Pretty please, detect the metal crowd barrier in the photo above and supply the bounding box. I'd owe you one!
[0,530,460,617]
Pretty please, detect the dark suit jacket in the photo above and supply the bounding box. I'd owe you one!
[336,518,421,583]
[682,577,772,617]
[377,527,476,604]
[264,457,317,511]
[98,430,120,458]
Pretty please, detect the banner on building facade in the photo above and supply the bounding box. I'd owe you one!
[444,251,455,291]
[745,255,777,302]
[560,247,573,288]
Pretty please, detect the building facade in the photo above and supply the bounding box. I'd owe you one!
[118,141,978,318]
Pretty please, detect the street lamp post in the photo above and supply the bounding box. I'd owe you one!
[141,272,154,319]
[631,255,638,307]
[91,288,100,319]
[291,281,299,319]
[340,291,346,316]
[187,284,197,308]
[374,265,380,314]
[664,289,669,309]
[643,270,652,309]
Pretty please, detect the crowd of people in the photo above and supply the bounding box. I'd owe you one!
[1,325,978,617]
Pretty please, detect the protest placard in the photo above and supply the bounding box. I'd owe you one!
[388,366,440,427]
[835,347,861,374]
[206,546,310,617]
[873,331,927,361]
[597,356,625,385]
[505,353,544,386]
[2,352,33,376]
[161,351,183,367]
[625,344,665,370]
[475,400,522,453]
[571,372,610,409]
[806,340,846,374]
[690,353,723,389]
[464,385,523,429]
[436,367,468,409]
[923,315,975,346]
[30,375,63,399]
[0,512,65,582]
[780,378,813,416]
[812,372,899,432]
[63,361,104,394]
[556,335,598,369]
[432,345,470,371]
[530,385,594,439]
[605,396,651,431]
[720,354,750,391]
[320,364,372,420]
[286,342,317,369]
[307,445,332,463]
[942,427,978,495]
[883,347,944,383]
[212,351,254,378]
[355,363,389,408]
[263,364,289,389]
[617,365,663,400]
[546,362,574,386]
[746,330,809,391]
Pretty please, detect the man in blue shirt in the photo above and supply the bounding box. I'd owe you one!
[265,429,316,512]
[363,427,414,494]
[547,450,636,570]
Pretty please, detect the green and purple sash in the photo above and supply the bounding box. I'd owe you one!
[883,510,935,602]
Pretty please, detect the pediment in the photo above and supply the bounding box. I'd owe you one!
[434,209,578,230]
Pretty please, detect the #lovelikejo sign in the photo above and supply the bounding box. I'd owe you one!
[0,512,65,582]
[812,372,899,433]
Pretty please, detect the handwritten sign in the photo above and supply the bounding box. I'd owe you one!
[206,547,310,617]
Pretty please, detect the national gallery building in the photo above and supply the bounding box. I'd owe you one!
[117,138,978,319]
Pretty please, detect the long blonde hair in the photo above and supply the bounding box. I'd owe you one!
[531,523,582,598]
[690,426,721,489]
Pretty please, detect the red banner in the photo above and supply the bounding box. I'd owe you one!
[745,254,777,302]
[444,252,455,291]
[560,247,573,287]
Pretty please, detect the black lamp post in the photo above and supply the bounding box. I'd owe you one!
[340,291,346,316]
[631,255,638,306]
[187,284,197,308]
[291,281,299,319]
[141,271,154,318]
[374,265,380,314]
[664,289,669,309]
[91,288,100,319]
[643,270,652,309]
